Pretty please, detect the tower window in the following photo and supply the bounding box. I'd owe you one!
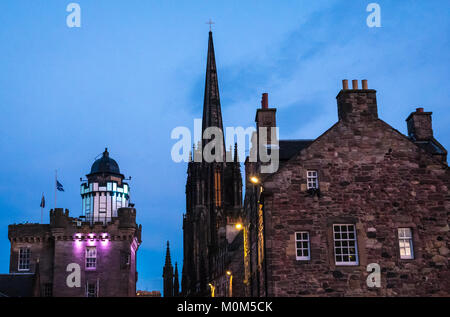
[85,196,91,213]
[398,228,414,259]
[307,170,318,189]
[333,224,359,266]
[214,170,222,207]
[116,194,122,208]
[99,195,107,213]
[85,246,97,269]
[18,247,31,271]
[295,232,310,261]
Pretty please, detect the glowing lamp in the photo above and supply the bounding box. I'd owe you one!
[250,176,260,184]
[226,271,232,276]
[235,223,243,230]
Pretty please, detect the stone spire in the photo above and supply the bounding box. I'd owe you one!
[173,262,180,297]
[162,241,174,297]
[202,31,225,158]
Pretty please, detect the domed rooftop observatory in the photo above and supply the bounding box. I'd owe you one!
[82,148,130,224]
[90,148,121,176]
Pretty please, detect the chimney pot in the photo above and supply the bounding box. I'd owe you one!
[352,80,358,90]
[261,93,269,109]
[416,107,424,113]
[342,80,348,90]
[362,79,368,90]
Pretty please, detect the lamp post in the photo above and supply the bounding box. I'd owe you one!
[208,283,215,297]
[249,175,268,297]
[226,270,232,297]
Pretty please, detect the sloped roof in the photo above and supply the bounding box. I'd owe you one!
[279,139,315,161]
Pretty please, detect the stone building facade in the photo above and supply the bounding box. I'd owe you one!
[180,32,449,297]
[7,149,141,297]
[244,80,449,296]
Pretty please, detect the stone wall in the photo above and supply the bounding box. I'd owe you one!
[8,208,140,297]
[262,114,449,296]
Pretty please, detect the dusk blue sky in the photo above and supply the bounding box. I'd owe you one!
[0,1,449,292]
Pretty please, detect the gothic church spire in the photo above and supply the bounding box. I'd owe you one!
[202,31,225,156]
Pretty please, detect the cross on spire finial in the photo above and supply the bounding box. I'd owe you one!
[206,18,215,31]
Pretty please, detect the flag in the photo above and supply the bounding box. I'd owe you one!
[40,194,45,208]
[56,180,65,192]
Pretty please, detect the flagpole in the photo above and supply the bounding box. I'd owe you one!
[41,192,43,224]
[55,170,57,210]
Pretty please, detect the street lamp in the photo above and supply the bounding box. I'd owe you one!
[226,271,233,297]
[250,176,260,184]
[208,283,215,297]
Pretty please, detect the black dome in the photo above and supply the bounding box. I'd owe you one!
[90,148,121,175]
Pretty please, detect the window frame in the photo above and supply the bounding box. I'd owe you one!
[306,170,319,190]
[398,228,414,260]
[295,231,311,261]
[44,283,53,297]
[99,194,107,213]
[18,247,31,271]
[333,224,359,266]
[85,246,97,270]
[86,281,98,297]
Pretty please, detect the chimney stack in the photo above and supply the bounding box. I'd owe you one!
[337,79,378,122]
[406,107,433,141]
[255,92,277,150]
[261,93,268,109]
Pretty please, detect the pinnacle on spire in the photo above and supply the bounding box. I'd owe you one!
[164,241,172,267]
[173,262,180,296]
[202,31,225,156]
[234,142,239,163]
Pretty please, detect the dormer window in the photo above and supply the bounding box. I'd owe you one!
[307,170,319,189]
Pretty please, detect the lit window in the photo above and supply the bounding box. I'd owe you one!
[214,170,222,207]
[333,224,359,265]
[85,196,91,213]
[116,195,122,208]
[85,246,97,269]
[398,228,414,259]
[307,170,318,189]
[86,282,97,297]
[18,247,31,271]
[99,195,106,213]
[295,232,310,260]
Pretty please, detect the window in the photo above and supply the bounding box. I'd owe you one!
[398,228,414,259]
[307,170,318,189]
[99,195,106,213]
[18,247,31,271]
[333,224,358,265]
[116,195,122,209]
[85,246,97,269]
[86,282,97,297]
[214,170,222,207]
[121,252,131,269]
[85,196,91,213]
[44,283,53,297]
[295,232,310,260]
